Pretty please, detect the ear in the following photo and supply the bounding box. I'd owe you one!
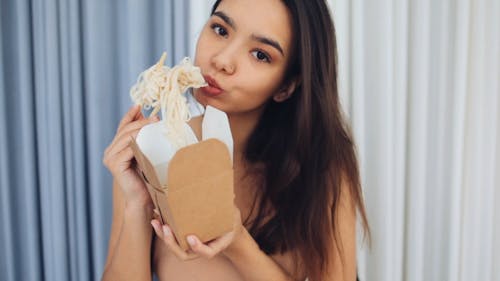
[273,79,298,103]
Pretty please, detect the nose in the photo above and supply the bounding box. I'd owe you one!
[211,45,237,75]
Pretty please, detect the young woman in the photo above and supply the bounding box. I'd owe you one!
[102,0,369,280]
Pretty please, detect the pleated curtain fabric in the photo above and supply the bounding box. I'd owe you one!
[0,0,191,280]
[329,0,499,280]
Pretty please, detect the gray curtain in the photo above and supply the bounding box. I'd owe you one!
[0,0,191,280]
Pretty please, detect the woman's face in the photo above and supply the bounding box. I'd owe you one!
[193,0,293,117]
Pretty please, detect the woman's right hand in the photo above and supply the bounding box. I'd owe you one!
[103,105,159,206]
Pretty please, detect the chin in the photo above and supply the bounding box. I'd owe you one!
[192,89,208,106]
[193,91,219,111]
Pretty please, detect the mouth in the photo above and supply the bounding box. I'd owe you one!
[200,75,223,97]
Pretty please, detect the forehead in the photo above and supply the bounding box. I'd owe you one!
[215,0,293,55]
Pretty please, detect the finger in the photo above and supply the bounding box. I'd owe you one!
[112,118,157,151]
[207,231,235,251]
[133,106,146,121]
[187,234,231,259]
[116,115,158,140]
[160,225,197,260]
[151,221,199,261]
[104,146,135,175]
[106,115,158,159]
[112,147,136,173]
[105,129,142,159]
[104,134,139,169]
[118,105,142,132]
[186,235,215,258]
[153,209,161,221]
[107,113,157,157]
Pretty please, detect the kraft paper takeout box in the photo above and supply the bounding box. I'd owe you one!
[129,107,235,251]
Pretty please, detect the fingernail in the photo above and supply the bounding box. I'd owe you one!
[151,221,159,231]
[163,225,171,237]
[187,235,196,246]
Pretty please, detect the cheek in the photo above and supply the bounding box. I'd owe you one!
[194,44,204,67]
[242,67,285,96]
[194,31,211,66]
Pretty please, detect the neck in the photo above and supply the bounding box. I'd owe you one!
[228,111,261,164]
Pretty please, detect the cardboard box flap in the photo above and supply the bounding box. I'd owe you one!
[168,139,232,189]
[167,169,234,250]
[129,137,163,191]
[153,190,180,234]
[202,106,233,162]
[135,122,199,186]
[165,138,234,250]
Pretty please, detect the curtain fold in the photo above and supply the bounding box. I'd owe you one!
[326,0,499,280]
[0,0,190,280]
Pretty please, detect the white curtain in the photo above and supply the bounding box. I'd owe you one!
[189,1,500,280]
[329,0,500,280]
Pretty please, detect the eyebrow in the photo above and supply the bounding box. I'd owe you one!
[251,35,284,56]
[213,11,236,30]
[213,11,285,57]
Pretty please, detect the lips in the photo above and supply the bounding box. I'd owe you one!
[200,75,223,97]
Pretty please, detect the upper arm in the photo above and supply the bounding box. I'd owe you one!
[272,177,356,281]
[270,252,307,281]
[104,181,126,269]
[271,177,358,281]
[325,178,357,281]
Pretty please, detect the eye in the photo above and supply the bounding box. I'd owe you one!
[251,50,271,63]
[211,23,228,38]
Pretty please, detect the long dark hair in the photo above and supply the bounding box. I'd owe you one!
[211,1,370,280]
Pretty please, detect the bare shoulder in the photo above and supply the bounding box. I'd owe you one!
[270,251,307,280]
[326,174,358,280]
[270,175,358,281]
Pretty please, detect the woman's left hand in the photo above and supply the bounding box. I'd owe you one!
[151,206,244,260]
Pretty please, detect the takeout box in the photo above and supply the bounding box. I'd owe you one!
[129,106,235,251]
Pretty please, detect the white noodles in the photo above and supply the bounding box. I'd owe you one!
[130,52,207,148]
